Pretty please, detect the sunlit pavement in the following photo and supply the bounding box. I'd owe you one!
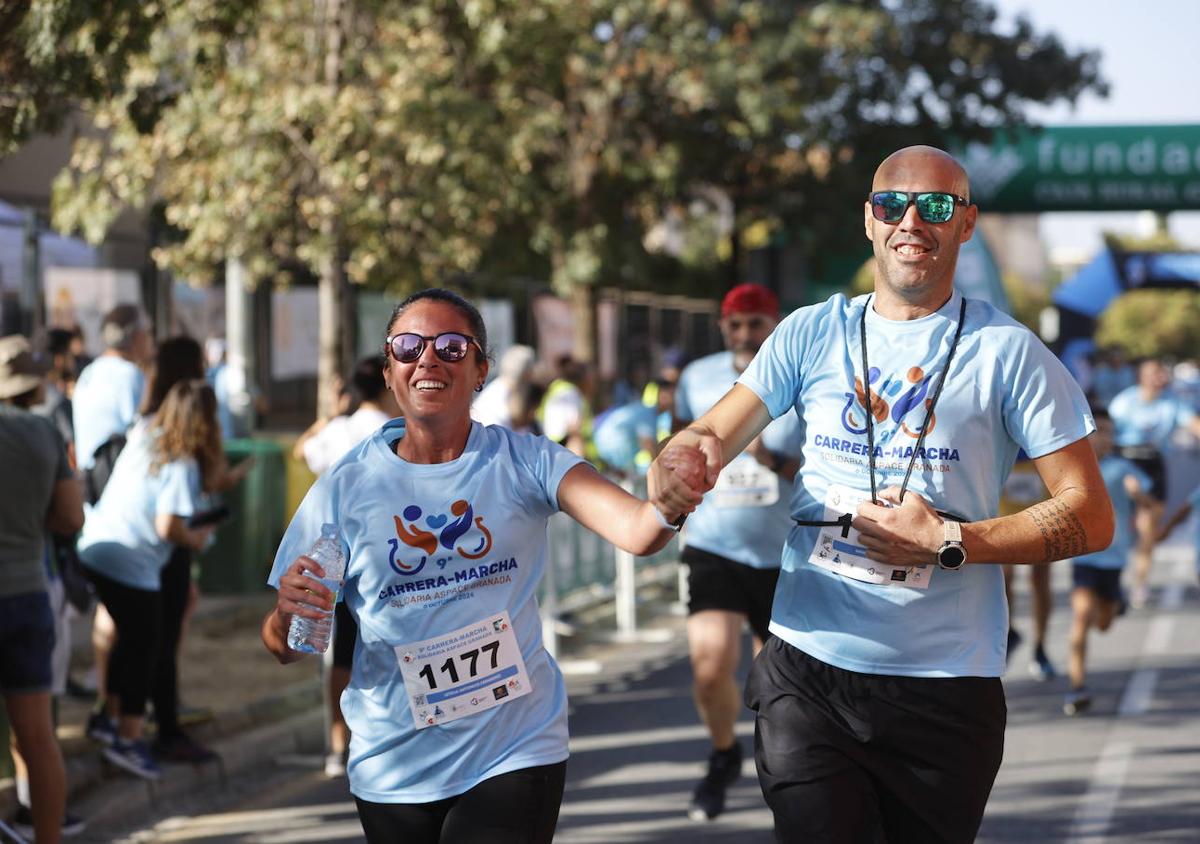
[103,533,1199,843]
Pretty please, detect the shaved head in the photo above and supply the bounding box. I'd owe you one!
[863,145,977,318]
[872,146,970,199]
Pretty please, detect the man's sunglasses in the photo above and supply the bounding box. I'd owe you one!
[385,332,483,364]
[869,191,970,224]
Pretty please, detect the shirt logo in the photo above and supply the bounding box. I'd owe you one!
[841,365,936,444]
[387,499,494,576]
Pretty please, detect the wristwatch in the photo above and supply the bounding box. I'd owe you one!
[936,520,967,570]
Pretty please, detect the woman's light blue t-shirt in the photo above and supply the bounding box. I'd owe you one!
[738,292,1094,678]
[78,423,202,590]
[268,419,584,804]
[675,351,804,569]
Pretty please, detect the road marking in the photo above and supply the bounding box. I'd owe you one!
[1065,556,1189,843]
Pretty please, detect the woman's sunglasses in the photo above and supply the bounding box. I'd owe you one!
[385,332,483,364]
[870,191,970,224]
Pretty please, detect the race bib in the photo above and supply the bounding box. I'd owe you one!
[711,455,779,508]
[807,484,933,589]
[397,611,532,730]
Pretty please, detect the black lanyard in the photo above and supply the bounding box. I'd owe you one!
[796,294,967,537]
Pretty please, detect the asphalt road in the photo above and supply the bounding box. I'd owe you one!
[105,538,1200,844]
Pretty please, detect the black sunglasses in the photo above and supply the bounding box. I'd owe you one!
[385,332,483,364]
[870,191,970,224]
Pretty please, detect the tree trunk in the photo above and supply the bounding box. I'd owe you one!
[317,223,346,419]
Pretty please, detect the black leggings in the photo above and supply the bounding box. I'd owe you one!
[354,761,567,844]
[87,570,162,719]
[152,546,191,739]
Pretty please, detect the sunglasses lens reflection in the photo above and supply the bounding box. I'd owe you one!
[434,334,470,361]
[916,193,954,223]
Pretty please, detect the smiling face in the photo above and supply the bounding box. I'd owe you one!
[864,146,977,311]
[383,300,488,426]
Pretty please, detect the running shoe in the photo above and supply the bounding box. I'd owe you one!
[688,743,743,821]
[104,738,163,781]
[10,805,87,838]
[1029,645,1057,682]
[324,749,348,778]
[85,711,117,747]
[1063,688,1092,716]
[154,733,219,764]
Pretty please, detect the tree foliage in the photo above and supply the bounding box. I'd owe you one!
[1095,290,1200,361]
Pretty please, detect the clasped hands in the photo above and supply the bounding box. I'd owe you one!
[649,438,946,566]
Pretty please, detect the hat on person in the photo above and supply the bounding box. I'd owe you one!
[721,283,779,319]
[0,335,50,400]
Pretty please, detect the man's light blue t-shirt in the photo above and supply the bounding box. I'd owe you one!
[268,419,584,804]
[676,350,804,570]
[1108,386,1195,451]
[1075,455,1150,570]
[78,424,202,590]
[73,356,144,469]
[738,292,1093,678]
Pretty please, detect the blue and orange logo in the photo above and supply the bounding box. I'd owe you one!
[387,499,493,576]
[840,365,937,445]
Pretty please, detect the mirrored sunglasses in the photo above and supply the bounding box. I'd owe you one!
[385,332,482,364]
[870,191,970,224]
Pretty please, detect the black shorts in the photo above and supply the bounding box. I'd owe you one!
[0,592,55,694]
[683,545,780,642]
[354,761,566,844]
[1118,448,1166,501]
[333,601,357,669]
[1072,563,1123,603]
[745,637,1006,844]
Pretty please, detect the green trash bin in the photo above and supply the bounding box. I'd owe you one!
[197,438,286,593]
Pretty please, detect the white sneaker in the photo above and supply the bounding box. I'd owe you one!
[324,750,347,778]
[1130,584,1150,609]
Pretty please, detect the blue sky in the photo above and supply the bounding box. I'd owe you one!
[991,0,1200,254]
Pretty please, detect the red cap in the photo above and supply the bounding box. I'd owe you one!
[721,283,779,319]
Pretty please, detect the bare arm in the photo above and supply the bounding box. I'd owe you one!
[45,476,85,535]
[155,513,216,552]
[855,438,1114,566]
[557,464,676,556]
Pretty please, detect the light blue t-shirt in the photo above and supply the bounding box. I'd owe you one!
[739,292,1093,678]
[675,351,804,570]
[73,356,145,469]
[78,424,202,590]
[1108,386,1195,451]
[1189,485,1200,555]
[207,363,236,441]
[1075,455,1151,570]
[268,419,584,804]
[593,401,656,472]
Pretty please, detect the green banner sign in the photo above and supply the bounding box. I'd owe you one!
[959,125,1200,212]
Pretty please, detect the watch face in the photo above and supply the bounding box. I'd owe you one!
[938,545,966,570]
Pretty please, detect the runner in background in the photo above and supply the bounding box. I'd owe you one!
[1064,409,1153,716]
[1000,456,1058,680]
[673,283,803,822]
[1107,358,1200,607]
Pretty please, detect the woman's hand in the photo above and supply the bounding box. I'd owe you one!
[263,555,337,663]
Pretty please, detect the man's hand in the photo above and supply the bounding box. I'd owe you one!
[853,486,944,566]
[648,436,722,519]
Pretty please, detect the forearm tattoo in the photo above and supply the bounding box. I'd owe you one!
[1026,497,1089,561]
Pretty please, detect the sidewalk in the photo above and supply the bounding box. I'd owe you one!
[8,579,689,839]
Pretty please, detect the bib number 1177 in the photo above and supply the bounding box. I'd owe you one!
[416,641,500,690]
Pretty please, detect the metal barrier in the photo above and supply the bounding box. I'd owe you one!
[540,479,684,657]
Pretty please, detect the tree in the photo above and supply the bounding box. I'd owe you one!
[44,0,1105,402]
[1095,290,1200,361]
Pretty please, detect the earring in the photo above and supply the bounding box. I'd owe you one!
[474,383,484,393]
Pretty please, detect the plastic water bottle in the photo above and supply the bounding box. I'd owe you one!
[286,523,346,654]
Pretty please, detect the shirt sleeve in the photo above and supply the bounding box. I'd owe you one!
[156,458,202,519]
[1001,331,1095,458]
[511,432,587,517]
[268,473,338,589]
[737,308,810,419]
